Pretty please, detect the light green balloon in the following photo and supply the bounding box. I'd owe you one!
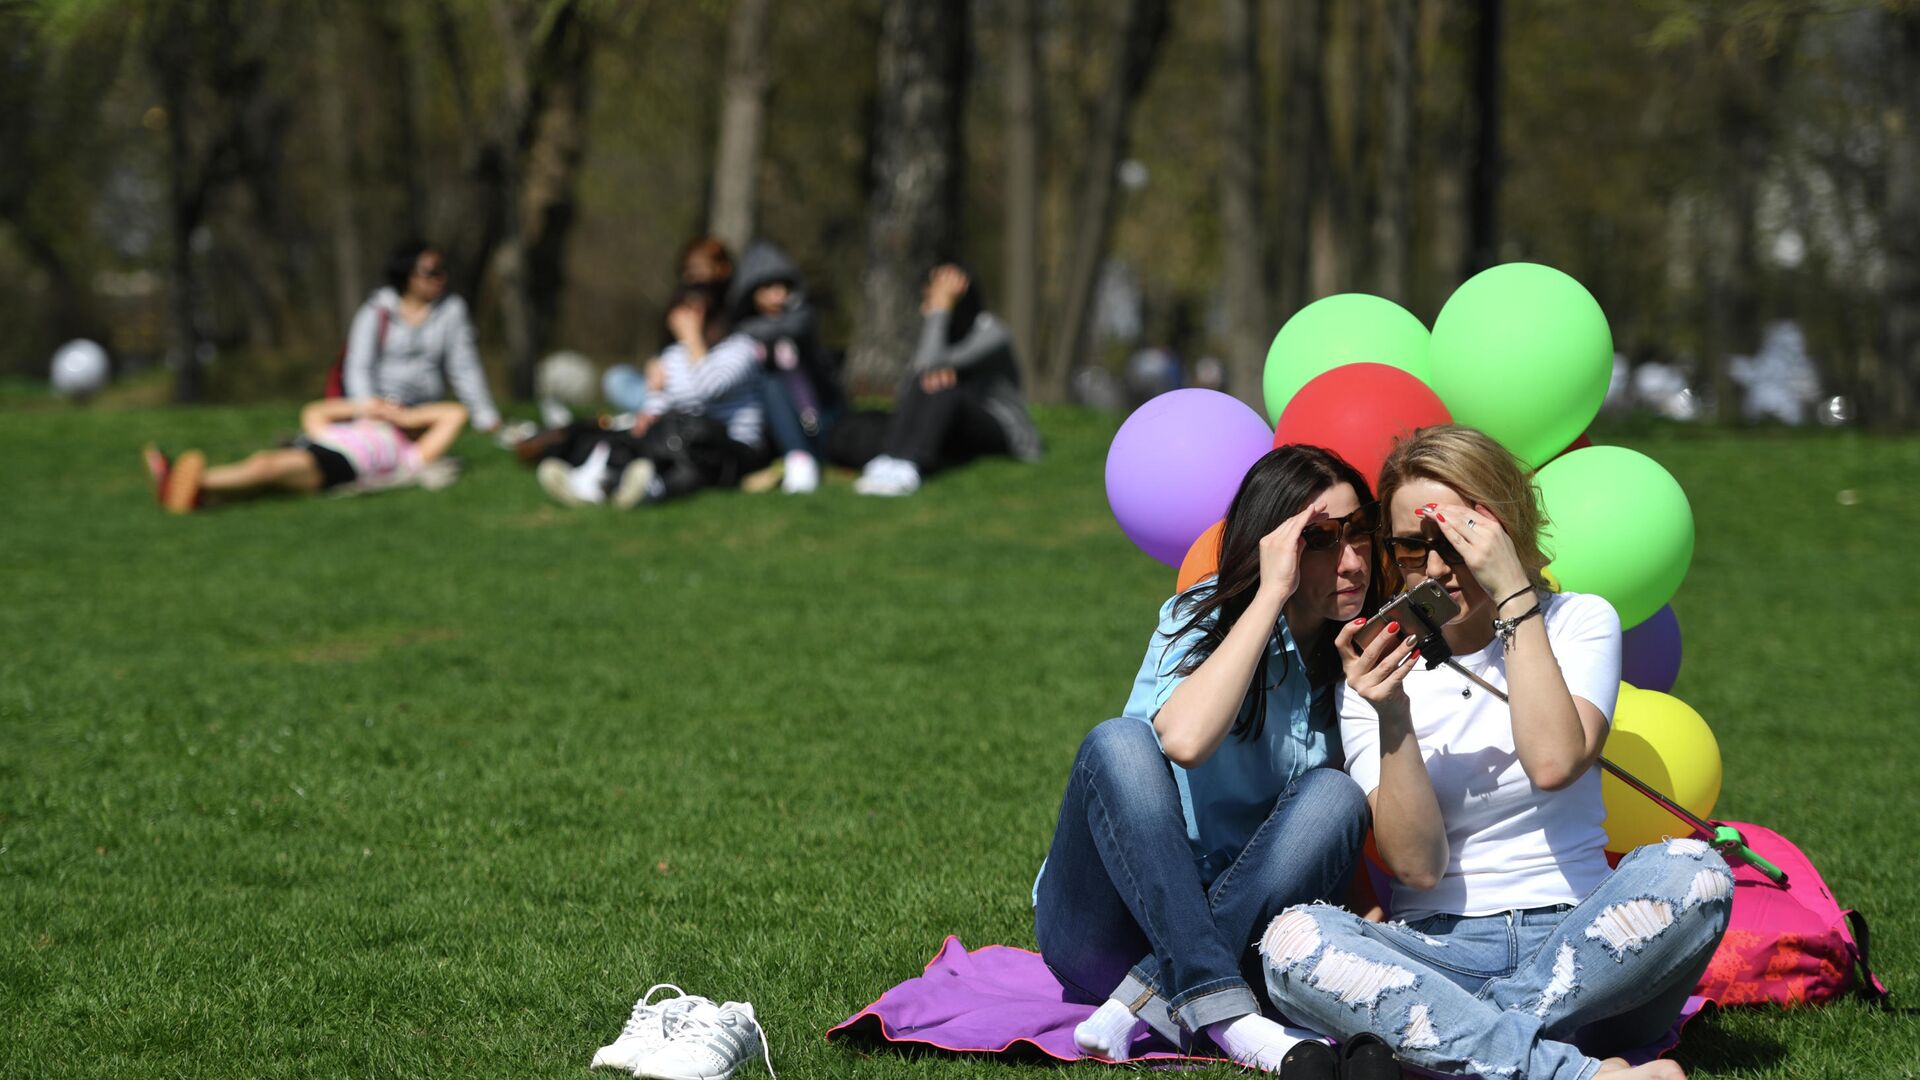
[1536,445,1693,629]
[1429,263,1612,469]
[1262,293,1431,423]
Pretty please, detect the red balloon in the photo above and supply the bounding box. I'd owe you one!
[1272,363,1452,485]
[1549,431,1594,463]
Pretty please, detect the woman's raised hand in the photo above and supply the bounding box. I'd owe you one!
[1256,501,1325,603]
[1416,501,1531,600]
[1336,617,1418,708]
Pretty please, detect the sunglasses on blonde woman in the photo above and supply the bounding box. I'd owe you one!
[1301,503,1379,552]
[1386,530,1465,569]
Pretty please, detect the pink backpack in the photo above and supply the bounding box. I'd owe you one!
[1694,821,1889,1008]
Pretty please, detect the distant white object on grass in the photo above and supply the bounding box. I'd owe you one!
[1632,362,1699,421]
[1728,320,1821,425]
[51,339,110,399]
[536,350,597,405]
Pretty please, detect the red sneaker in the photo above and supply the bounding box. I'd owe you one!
[142,444,170,506]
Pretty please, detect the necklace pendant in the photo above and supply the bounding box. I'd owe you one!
[1461,687,1472,699]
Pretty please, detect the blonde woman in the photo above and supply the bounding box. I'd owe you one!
[1259,425,1730,1080]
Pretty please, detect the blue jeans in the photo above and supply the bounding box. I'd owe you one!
[1262,839,1735,1080]
[1033,718,1368,1046]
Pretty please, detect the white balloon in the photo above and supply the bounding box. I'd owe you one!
[51,339,110,398]
[535,350,597,405]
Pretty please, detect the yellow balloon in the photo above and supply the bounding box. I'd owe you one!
[1601,684,1722,853]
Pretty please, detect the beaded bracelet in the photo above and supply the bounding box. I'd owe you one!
[1494,604,1543,650]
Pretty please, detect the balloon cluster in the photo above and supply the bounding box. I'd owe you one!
[1105,262,1718,853]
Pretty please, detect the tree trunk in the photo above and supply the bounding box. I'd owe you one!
[318,17,364,334]
[1218,0,1269,407]
[493,0,593,401]
[1464,0,1502,276]
[1276,0,1329,318]
[848,0,970,390]
[1880,7,1920,428]
[709,0,772,252]
[1372,0,1417,303]
[1003,0,1043,385]
[1041,0,1170,400]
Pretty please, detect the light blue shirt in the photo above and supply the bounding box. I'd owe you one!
[1124,590,1340,885]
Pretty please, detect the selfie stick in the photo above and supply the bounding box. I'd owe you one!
[1439,658,1788,885]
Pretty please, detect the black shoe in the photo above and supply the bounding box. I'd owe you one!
[1339,1032,1399,1080]
[1279,1039,1337,1079]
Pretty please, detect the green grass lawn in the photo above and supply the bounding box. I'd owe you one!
[4,402,1917,1077]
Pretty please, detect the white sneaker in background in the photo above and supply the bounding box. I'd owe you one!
[540,397,574,429]
[635,998,775,1080]
[538,458,594,507]
[590,984,704,1072]
[780,451,818,494]
[611,459,659,509]
[855,455,920,497]
[494,420,540,449]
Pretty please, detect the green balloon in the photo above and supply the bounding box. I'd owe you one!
[1536,445,1693,629]
[1262,293,1431,423]
[1429,263,1612,468]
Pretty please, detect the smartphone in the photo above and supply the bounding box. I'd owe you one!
[1355,579,1461,652]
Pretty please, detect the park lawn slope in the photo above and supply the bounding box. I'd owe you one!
[2,404,1916,1077]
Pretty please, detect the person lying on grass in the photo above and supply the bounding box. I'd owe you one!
[1032,445,1382,1073]
[1260,425,1731,1080]
[144,398,467,513]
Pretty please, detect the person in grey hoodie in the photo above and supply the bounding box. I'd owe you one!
[727,241,842,493]
[854,264,1043,496]
[342,241,501,432]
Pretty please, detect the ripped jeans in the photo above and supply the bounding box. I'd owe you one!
[1261,840,1734,1080]
[1034,718,1368,1047]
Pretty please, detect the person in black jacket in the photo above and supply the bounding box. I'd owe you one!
[853,264,1042,496]
[727,242,842,494]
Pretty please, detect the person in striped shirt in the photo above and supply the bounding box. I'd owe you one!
[536,283,773,508]
[143,398,468,513]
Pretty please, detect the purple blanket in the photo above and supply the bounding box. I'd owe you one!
[827,936,1214,1064]
[828,935,1705,1072]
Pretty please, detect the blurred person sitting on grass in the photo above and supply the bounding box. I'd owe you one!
[342,240,500,433]
[600,234,737,424]
[727,241,843,495]
[536,282,771,508]
[850,263,1042,496]
[143,399,468,513]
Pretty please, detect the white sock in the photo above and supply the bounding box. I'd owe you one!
[1203,1013,1326,1072]
[1073,998,1139,1060]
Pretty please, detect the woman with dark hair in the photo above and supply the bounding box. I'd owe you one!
[1033,446,1381,1073]
[342,241,500,432]
[852,264,1041,495]
[537,282,770,507]
[1259,425,1729,1080]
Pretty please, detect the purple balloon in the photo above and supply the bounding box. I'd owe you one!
[1621,603,1682,693]
[1106,389,1275,566]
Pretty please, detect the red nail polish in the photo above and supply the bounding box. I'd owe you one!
[1436,514,1447,522]
[1426,502,1438,508]
[1387,621,1399,634]
[1352,618,1365,626]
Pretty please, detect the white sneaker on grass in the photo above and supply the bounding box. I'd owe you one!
[636,998,775,1080]
[853,455,920,497]
[780,451,818,494]
[590,984,703,1072]
[611,459,659,509]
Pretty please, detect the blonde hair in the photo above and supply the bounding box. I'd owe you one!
[1376,425,1555,592]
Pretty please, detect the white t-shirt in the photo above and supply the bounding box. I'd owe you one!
[1341,591,1623,921]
